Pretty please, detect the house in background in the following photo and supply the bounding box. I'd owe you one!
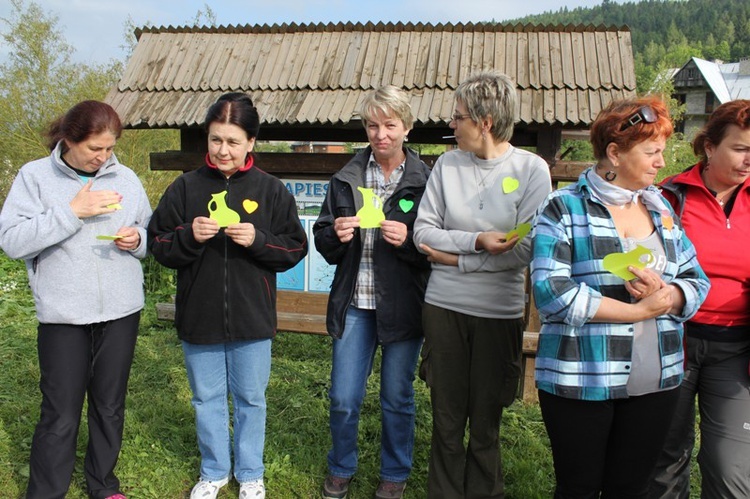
[672,56,750,138]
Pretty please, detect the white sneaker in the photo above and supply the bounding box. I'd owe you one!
[190,477,229,499]
[239,479,265,499]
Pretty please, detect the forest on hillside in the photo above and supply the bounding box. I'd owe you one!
[515,0,750,94]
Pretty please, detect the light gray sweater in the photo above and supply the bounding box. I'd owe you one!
[414,147,552,318]
[0,142,152,324]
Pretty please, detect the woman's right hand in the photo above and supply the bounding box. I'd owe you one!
[476,231,518,255]
[334,216,360,243]
[69,180,122,219]
[635,285,674,320]
[192,216,220,243]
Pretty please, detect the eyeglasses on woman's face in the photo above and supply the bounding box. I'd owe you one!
[451,113,472,122]
[620,106,657,131]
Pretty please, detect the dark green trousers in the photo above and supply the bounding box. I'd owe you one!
[420,303,523,499]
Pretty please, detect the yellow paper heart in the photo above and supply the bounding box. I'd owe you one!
[602,245,654,280]
[502,177,520,194]
[242,199,259,214]
[506,222,532,242]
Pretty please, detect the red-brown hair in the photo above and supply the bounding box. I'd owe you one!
[45,100,122,152]
[692,99,750,161]
[590,95,673,160]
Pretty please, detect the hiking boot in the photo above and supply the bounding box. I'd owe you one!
[190,477,229,499]
[239,478,265,498]
[374,480,406,499]
[322,474,351,499]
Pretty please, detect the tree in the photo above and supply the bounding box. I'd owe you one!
[0,0,120,203]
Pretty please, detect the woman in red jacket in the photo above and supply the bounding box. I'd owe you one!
[651,99,750,498]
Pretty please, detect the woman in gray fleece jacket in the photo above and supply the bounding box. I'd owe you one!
[0,101,151,499]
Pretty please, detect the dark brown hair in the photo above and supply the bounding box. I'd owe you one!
[590,95,673,160]
[45,100,122,151]
[692,99,750,162]
[204,92,260,139]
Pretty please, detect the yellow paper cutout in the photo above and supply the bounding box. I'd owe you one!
[661,211,674,230]
[243,199,259,214]
[506,222,532,242]
[106,203,122,210]
[502,177,520,194]
[356,187,385,228]
[96,234,123,240]
[602,245,654,281]
[208,190,241,227]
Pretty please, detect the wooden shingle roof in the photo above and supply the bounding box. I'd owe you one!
[106,21,636,135]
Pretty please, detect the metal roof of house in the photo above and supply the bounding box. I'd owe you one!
[105,22,636,132]
[693,57,732,103]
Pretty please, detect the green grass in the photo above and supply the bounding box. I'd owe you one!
[0,253,700,498]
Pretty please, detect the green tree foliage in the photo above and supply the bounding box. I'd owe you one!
[0,0,181,207]
[518,0,750,91]
[0,0,122,201]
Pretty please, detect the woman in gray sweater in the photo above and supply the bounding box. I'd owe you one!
[0,101,151,499]
[414,71,551,498]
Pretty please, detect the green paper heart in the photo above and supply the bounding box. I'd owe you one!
[399,199,415,213]
[506,222,532,242]
[502,176,520,194]
[602,245,654,280]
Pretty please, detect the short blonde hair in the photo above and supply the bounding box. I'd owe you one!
[359,85,414,130]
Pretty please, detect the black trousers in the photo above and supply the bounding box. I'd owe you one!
[421,303,523,499]
[539,387,680,499]
[26,312,140,499]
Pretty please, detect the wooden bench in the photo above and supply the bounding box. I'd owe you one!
[156,290,541,402]
[156,290,329,335]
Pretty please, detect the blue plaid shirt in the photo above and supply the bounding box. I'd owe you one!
[530,169,710,400]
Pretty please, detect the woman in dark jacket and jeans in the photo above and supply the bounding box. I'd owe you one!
[313,85,431,499]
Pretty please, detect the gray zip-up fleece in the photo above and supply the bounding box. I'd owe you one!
[0,142,152,324]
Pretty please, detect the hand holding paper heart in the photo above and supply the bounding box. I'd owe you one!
[505,222,532,242]
[602,245,654,281]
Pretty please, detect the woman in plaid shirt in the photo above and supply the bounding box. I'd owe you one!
[530,96,710,498]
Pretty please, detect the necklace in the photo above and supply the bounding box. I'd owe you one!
[472,157,501,210]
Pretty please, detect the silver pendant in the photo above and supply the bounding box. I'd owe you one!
[479,202,484,210]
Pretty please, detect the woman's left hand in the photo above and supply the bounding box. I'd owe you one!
[380,220,408,247]
[225,222,256,247]
[625,266,665,301]
[419,243,459,266]
[114,226,141,251]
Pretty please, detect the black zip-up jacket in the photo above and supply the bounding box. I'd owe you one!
[148,163,307,344]
[313,147,431,343]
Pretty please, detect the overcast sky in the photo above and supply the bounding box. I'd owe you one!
[0,0,630,65]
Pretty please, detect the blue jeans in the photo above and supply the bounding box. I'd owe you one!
[327,306,422,482]
[182,339,271,483]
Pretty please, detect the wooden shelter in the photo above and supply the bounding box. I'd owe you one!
[107,21,637,402]
[106,21,636,173]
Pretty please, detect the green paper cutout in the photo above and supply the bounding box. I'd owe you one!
[502,177,520,194]
[399,199,414,213]
[356,187,385,228]
[602,245,654,281]
[96,234,123,240]
[107,203,122,210]
[506,222,532,242]
[208,190,241,228]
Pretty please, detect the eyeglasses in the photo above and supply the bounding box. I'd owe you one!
[620,106,657,131]
[451,113,472,122]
